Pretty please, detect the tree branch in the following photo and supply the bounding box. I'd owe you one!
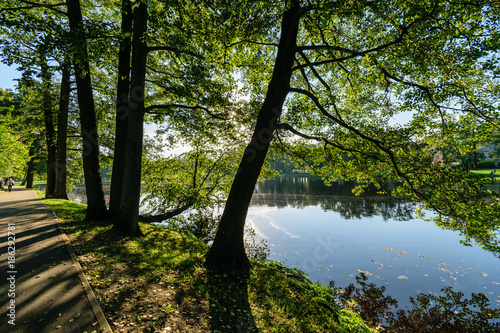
[289,87,407,178]
[277,122,386,163]
[225,39,279,48]
[372,59,447,127]
[298,50,331,90]
[147,45,203,58]
[145,104,228,121]
[12,1,67,15]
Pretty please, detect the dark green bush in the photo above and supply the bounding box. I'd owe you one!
[477,160,496,169]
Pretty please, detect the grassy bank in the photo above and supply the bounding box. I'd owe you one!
[471,169,500,181]
[34,190,373,333]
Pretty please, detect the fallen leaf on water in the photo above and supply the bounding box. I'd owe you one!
[385,247,393,251]
[356,269,372,276]
[481,272,488,277]
[397,275,408,279]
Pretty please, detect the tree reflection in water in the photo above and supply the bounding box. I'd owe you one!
[251,177,417,221]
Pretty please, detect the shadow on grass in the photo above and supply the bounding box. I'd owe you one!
[206,268,259,333]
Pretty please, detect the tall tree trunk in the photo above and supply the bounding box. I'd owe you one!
[66,0,107,220]
[25,156,34,188]
[109,0,133,222]
[205,2,301,269]
[115,0,148,236]
[53,60,71,199]
[40,46,57,198]
[25,140,41,189]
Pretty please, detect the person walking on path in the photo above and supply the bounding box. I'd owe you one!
[0,187,111,332]
[7,177,14,192]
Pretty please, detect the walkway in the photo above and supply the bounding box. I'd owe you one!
[0,186,111,333]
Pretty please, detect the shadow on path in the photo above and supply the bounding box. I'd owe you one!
[0,187,109,332]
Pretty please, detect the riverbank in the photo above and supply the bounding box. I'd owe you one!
[34,190,373,332]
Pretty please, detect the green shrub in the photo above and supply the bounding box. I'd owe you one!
[476,160,496,169]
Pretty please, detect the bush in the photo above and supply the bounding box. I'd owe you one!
[476,160,496,169]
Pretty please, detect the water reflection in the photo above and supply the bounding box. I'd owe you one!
[33,184,110,206]
[251,177,416,221]
[247,176,500,311]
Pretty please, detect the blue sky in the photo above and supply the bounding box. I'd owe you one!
[0,63,21,91]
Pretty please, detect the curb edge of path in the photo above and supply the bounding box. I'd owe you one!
[39,195,113,333]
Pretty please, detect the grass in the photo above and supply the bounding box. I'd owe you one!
[470,169,500,180]
[33,180,47,186]
[34,189,373,333]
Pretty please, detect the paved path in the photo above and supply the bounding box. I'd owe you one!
[0,186,111,333]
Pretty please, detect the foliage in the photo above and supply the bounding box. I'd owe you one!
[249,261,373,333]
[141,138,243,219]
[0,89,29,176]
[477,160,497,169]
[0,120,29,176]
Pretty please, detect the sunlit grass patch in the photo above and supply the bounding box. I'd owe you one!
[471,169,500,179]
[249,260,374,332]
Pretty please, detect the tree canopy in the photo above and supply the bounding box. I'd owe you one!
[1,0,499,264]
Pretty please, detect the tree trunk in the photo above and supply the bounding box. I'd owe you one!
[139,201,194,223]
[25,157,34,188]
[25,140,41,189]
[109,0,133,222]
[40,46,57,198]
[67,0,107,220]
[115,0,148,236]
[205,2,301,269]
[52,60,71,199]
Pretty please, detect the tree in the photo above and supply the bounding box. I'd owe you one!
[0,1,94,201]
[52,57,71,199]
[66,0,107,219]
[111,0,242,236]
[114,0,148,236]
[206,0,500,268]
[38,41,58,197]
[0,89,28,176]
[107,0,133,222]
[206,0,301,268]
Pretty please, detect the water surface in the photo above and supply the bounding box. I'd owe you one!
[248,176,500,310]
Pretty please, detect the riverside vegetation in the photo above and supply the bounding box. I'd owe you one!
[36,190,500,333]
